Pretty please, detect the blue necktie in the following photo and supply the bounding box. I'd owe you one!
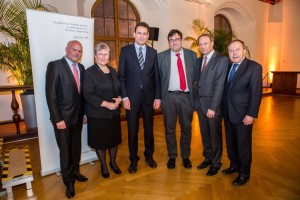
[138,47,144,70]
[228,63,239,82]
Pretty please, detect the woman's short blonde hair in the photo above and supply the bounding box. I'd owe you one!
[94,43,110,55]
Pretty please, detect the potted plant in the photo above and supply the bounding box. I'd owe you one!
[0,0,57,130]
[184,19,251,58]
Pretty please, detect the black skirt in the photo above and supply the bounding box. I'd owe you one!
[87,116,122,150]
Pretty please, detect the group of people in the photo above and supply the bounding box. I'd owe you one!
[45,21,262,199]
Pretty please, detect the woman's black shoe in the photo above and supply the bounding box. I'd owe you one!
[101,167,110,178]
[109,162,122,174]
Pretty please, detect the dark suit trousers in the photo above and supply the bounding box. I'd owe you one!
[53,122,82,185]
[197,110,223,168]
[126,96,154,162]
[163,93,193,159]
[224,120,252,177]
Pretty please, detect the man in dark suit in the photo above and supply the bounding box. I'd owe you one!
[46,40,88,199]
[222,39,262,186]
[118,22,161,174]
[194,34,228,176]
[157,29,197,169]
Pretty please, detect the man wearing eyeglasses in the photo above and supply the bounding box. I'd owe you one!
[157,29,197,169]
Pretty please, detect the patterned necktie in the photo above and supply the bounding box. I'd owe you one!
[138,47,144,70]
[228,63,239,82]
[72,63,80,93]
[202,56,207,72]
[175,53,187,91]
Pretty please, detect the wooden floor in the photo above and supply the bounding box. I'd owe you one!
[1,94,300,200]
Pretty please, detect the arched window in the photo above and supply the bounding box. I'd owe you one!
[214,14,232,33]
[92,0,140,68]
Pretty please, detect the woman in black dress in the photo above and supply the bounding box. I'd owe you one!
[83,43,122,178]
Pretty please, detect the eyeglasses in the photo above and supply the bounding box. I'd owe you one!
[169,38,181,44]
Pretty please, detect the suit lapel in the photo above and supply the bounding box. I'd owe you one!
[165,50,172,87]
[183,49,193,87]
[62,57,80,93]
[129,44,142,71]
[231,58,248,82]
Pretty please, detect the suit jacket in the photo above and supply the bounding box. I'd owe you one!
[45,57,85,125]
[118,44,161,106]
[157,48,197,108]
[83,64,120,119]
[194,51,228,115]
[223,58,262,124]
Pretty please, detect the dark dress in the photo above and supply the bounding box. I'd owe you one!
[83,65,122,150]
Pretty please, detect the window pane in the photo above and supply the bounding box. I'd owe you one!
[105,18,115,37]
[104,0,114,18]
[128,20,136,38]
[118,0,128,19]
[94,3,103,17]
[94,17,104,36]
[128,5,136,20]
[119,19,129,37]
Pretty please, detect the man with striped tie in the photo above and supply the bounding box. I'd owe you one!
[118,22,161,174]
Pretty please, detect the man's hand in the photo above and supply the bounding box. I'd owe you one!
[206,109,215,118]
[243,115,254,125]
[56,120,66,129]
[153,99,161,109]
[123,99,131,110]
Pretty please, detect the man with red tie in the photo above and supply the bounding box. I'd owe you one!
[46,40,88,199]
[157,29,197,169]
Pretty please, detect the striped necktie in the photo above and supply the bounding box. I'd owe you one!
[138,47,144,70]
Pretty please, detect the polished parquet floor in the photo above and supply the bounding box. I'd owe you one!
[1,95,300,200]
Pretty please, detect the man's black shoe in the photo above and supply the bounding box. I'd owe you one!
[74,173,88,182]
[145,157,157,168]
[206,166,220,176]
[183,158,192,169]
[167,158,176,169]
[128,161,138,174]
[222,167,239,175]
[66,182,75,199]
[197,160,212,169]
[232,175,250,186]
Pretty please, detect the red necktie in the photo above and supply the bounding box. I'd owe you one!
[202,56,207,71]
[72,63,80,93]
[175,53,186,91]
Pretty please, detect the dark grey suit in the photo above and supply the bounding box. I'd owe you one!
[194,51,228,168]
[223,57,262,177]
[158,48,196,159]
[45,57,85,185]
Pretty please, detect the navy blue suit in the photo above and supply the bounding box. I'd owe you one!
[223,57,262,177]
[118,44,161,161]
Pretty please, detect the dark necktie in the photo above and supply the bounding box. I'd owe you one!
[72,63,80,93]
[228,63,239,82]
[202,56,207,72]
[138,47,144,70]
[175,53,187,91]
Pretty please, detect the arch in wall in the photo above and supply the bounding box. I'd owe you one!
[214,1,255,32]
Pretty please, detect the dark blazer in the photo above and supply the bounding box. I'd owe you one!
[195,51,228,114]
[223,58,262,124]
[157,48,197,108]
[83,64,120,119]
[45,57,85,125]
[118,44,161,106]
